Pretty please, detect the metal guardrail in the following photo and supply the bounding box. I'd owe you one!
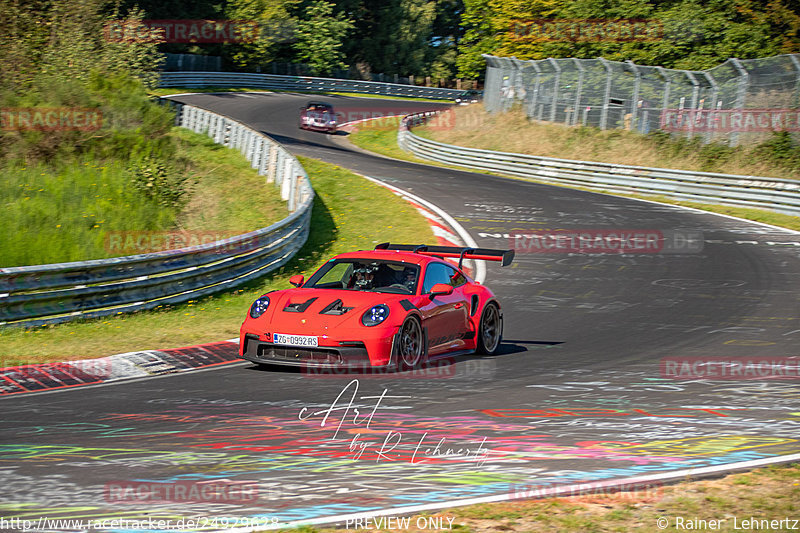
[0,102,314,327]
[399,112,800,217]
[158,71,464,100]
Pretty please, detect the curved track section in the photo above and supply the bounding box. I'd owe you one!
[1,93,799,530]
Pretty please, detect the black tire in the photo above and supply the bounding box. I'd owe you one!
[396,316,425,370]
[476,302,502,355]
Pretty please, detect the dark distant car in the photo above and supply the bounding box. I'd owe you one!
[455,90,482,105]
[239,243,514,370]
[300,101,337,133]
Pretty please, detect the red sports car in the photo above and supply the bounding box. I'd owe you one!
[299,101,337,133]
[239,243,514,370]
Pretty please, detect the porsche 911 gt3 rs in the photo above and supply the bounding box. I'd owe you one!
[239,243,514,370]
[299,101,337,133]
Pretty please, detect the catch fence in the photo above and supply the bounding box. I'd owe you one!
[482,54,800,146]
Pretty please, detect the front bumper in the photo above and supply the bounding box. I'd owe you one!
[239,330,395,369]
[304,122,337,132]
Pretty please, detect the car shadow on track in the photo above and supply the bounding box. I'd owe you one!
[242,339,564,376]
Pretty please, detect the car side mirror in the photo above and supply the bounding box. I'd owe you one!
[429,283,453,297]
[289,274,304,287]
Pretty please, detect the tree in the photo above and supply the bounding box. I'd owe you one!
[456,0,800,76]
[457,0,500,79]
[224,0,300,70]
[0,0,164,94]
[292,0,354,76]
[340,0,455,78]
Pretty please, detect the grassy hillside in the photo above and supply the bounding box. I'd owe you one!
[418,105,800,180]
[0,156,435,364]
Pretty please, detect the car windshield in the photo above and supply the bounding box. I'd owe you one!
[304,259,419,294]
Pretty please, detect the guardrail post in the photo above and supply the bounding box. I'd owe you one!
[172,103,183,126]
[201,111,210,134]
[223,120,232,146]
[267,143,278,183]
[527,60,542,120]
[547,58,561,123]
[729,58,750,147]
[703,71,719,144]
[626,60,641,131]
[209,115,220,144]
[287,172,296,211]
[656,66,672,134]
[790,55,800,108]
[257,138,269,175]
[251,137,262,170]
[244,130,254,157]
[599,58,613,130]
[572,59,585,126]
[277,151,286,186]
[294,176,303,212]
[281,158,293,201]
[684,71,701,139]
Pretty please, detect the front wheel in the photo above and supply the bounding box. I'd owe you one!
[476,303,502,355]
[396,317,425,370]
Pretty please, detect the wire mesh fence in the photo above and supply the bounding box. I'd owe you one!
[482,54,800,146]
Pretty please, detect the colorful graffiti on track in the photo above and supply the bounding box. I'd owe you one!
[1,374,798,527]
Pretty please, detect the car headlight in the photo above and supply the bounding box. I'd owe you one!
[249,296,270,318]
[361,304,389,326]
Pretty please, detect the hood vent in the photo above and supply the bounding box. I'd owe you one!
[320,299,354,316]
[283,297,318,313]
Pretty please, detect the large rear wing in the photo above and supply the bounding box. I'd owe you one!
[375,243,514,269]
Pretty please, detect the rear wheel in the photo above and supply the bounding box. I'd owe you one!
[396,317,424,370]
[477,303,502,355]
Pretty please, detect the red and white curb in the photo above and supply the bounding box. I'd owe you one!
[0,339,241,396]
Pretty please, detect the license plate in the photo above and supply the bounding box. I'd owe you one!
[274,333,318,347]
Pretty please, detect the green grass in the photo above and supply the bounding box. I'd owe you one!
[0,156,434,366]
[170,128,286,234]
[349,117,421,162]
[347,118,800,232]
[0,159,177,266]
[0,127,287,267]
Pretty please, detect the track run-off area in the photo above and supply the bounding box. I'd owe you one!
[2,92,799,531]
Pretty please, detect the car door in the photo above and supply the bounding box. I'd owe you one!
[418,262,470,354]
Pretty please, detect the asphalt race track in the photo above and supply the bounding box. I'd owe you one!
[2,93,799,530]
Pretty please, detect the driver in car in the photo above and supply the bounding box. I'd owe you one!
[352,263,377,289]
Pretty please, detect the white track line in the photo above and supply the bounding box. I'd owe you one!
[221,452,800,531]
